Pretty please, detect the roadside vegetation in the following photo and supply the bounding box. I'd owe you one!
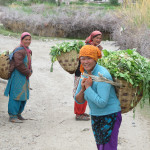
[0,0,150,58]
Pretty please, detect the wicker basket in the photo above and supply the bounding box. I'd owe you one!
[113,78,143,113]
[0,54,10,80]
[57,50,79,74]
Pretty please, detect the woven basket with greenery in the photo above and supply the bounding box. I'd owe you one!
[98,49,150,113]
[0,52,10,80]
[83,72,143,114]
[50,41,84,74]
[113,78,143,113]
[57,50,79,74]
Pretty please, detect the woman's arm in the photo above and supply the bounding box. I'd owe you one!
[84,74,111,108]
[75,89,85,103]
[84,83,111,108]
[13,50,31,77]
[75,78,87,104]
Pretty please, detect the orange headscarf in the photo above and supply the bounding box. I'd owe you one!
[79,45,102,73]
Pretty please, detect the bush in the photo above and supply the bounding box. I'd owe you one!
[1,2,150,59]
[0,0,56,5]
[0,0,14,5]
[0,5,108,38]
[109,0,119,5]
[29,0,56,3]
[78,0,84,2]
[111,0,150,59]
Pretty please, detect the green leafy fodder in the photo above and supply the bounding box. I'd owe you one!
[98,49,150,107]
[49,41,84,72]
[109,0,119,5]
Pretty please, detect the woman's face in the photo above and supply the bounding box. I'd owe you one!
[80,56,96,74]
[92,35,102,46]
[22,36,31,47]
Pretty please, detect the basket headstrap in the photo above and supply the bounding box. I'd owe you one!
[9,47,24,61]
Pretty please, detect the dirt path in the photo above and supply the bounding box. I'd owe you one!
[0,35,150,150]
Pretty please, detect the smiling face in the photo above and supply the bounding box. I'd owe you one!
[22,35,31,47]
[92,34,102,46]
[80,56,96,74]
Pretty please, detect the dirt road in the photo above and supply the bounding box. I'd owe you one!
[0,35,150,150]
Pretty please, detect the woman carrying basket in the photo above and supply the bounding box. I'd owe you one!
[73,31,103,121]
[4,32,32,123]
[75,45,122,150]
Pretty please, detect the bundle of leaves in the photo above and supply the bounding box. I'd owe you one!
[98,49,150,106]
[50,40,84,72]
[0,51,9,56]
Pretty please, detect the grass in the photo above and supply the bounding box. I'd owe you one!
[0,25,77,41]
[0,25,20,38]
[7,2,119,19]
[8,1,120,10]
[68,1,121,10]
[17,6,33,14]
[111,0,150,59]
[116,0,150,28]
[99,3,120,10]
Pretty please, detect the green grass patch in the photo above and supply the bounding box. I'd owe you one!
[0,25,76,41]
[16,6,33,14]
[11,1,31,6]
[36,2,57,7]
[69,2,120,10]
[9,1,120,11]
[0,25,20,38]
[99,3,121,10]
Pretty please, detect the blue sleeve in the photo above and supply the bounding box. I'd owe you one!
[84,72,112,108]
[74,79,86,104]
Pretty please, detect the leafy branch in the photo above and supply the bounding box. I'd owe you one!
[98,49,150,108]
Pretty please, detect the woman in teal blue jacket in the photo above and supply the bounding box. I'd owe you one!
[75,45,122,150]
[4,32,32,123]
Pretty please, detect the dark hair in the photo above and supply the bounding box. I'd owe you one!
[22,35,30,40]
[92,34,101,39]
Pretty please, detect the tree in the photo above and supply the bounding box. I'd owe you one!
[29,0,56,3]
[109,0,119,5]
[57,0,62,6]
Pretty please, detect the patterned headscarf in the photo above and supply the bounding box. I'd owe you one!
[20,32,32,70]
[85,30,102,45]
[79,45,102,73]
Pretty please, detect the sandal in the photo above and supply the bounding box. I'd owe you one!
[9,117,23,123]
[76,114,90,121]
[17,114,27,120]
[83,113,90,117]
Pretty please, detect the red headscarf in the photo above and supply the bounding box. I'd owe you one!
[85,30,102,45]
[20,32,32,70]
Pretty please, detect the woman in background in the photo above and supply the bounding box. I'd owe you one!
[4,32,32,123]
[73,30,103,121]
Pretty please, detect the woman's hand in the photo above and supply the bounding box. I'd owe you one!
[75,78,87,103]
[29,71,32,77]
[84,77,93,89]
[81,78,87,92]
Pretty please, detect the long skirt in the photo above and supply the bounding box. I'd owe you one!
[96,112,122,150]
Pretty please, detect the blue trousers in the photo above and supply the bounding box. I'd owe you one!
[8,97,27,116]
